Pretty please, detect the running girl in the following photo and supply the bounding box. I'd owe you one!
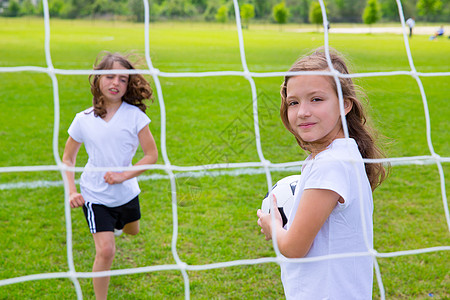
[63,51,158,300]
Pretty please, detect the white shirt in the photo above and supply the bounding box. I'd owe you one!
[68,102,150,207]
[281,138,374,300]
[406,18,415,28]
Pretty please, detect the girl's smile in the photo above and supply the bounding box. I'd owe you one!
[299,122,316,129]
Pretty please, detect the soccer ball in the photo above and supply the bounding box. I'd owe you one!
[261,175,300,227]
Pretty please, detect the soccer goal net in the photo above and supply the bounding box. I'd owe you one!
[0,0,448,299]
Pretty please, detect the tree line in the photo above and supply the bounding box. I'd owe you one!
[2,0,449,24]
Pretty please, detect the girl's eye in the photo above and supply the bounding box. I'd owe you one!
[288,100,298,106]
[311,97,322,102]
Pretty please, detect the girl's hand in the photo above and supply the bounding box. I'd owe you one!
[257,195,283,240]
[69,192,85,208]
[104,171,127,185]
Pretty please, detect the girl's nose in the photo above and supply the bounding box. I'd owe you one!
[112,76,120,85]
[297,102,311,118]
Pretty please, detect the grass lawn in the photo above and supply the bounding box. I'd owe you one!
[0,17,449,299]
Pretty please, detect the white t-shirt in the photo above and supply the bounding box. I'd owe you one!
[406,18,415,28]
[281,138,374,300]
[68,101,150,207]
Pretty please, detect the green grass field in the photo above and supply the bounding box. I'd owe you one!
[0,17,449,299]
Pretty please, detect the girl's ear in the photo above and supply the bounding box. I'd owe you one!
[344,99,353,115]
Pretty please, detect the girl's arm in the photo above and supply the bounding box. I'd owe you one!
[104,125,158,184]
[257,189,340,258]
[62,137,85,208]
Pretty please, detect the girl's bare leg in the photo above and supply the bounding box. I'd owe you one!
[123,220,139,235]
[92,232,116,300]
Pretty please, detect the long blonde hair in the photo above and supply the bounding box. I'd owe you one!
[280,47,388,190]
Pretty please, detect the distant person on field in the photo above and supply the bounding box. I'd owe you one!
[62,51,158,300]
[257,47,388,299]
[406,17,415,38]
[430,26,444,40]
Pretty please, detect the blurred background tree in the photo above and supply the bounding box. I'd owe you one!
[363,0,381,29]
[240,3,255,28]
[1,0,448,23]
[273,1,289,29]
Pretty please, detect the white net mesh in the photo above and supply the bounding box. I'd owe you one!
[0,0,449,299]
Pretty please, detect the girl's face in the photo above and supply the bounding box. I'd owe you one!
[286,74,351,153]
[99,61,129,104]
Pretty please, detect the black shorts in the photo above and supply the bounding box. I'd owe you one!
[82,196,141,234]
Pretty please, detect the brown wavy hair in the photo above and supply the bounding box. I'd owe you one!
[280,47,388,190]
[89,51,153,118]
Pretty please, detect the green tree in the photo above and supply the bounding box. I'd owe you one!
[417,0,442,21]
[363,0,381,27]
[5,0,20,17]
[129,0,144,22]
[203,0,221,21]
[161,0,197,18]
[332,0,366,22]
[66,0,95,18]
[59,2,78,19]
[379,0,399,21]
[49,0,64,17]
[19,0,36,16]
[129,0,161,22]
[273,1,289,28]
[298,0,311,23]
[215,5,228,23]
[309,1,323,30]
[191,0,208,14]
[91,0,115,16]
[254,0,270,18]
[240,3,255,29]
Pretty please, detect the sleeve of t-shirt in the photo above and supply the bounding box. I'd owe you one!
[67,113,83,143]
[303,156,350,206]
[135,110,151,135]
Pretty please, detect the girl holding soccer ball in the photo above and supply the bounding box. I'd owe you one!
[63,52,158,300]
[257,47,387,299]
